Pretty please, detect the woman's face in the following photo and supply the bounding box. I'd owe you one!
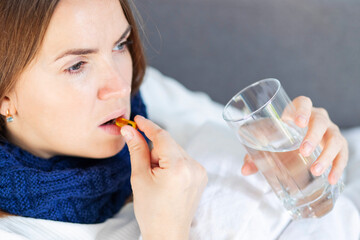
[5,0,133,158]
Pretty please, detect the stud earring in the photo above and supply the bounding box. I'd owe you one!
[6,109,13,123]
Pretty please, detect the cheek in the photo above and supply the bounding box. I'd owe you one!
[115,51,133,86]
[127,52,133,82]
[16,72,91,137]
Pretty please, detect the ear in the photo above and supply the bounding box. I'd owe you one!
[0,96,17,117]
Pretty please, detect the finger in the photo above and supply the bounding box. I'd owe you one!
[134,115,182,169]
[134,115,176,147]
[328,145,348,185]
[300,108,331,157]
[292,96,313,128]
[121,125,150,175]
[310,128,343,176]
[241,154,258,176]
[150,148,160,167]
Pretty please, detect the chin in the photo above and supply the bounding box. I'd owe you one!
[81,140,127,159]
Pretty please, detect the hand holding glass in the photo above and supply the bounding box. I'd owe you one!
[222,79,343,219]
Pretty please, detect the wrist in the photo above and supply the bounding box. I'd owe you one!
[141,225,190,240]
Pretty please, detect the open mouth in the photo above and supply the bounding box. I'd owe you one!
[101,118,117,126]
[98,112,127,135]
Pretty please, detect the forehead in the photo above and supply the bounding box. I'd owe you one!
[39,0,128,58]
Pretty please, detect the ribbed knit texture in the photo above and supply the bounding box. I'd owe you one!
[0,92,147,224]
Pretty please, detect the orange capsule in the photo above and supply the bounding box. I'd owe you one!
[115,118,137,129]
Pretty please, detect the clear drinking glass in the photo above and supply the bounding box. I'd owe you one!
[222,78,344,219]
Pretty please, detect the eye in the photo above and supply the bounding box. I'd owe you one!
[65,61,86,75]
[113,40,133,52]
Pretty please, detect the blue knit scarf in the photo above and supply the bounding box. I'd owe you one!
[0,92,147,224]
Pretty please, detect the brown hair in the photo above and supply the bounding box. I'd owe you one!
[0,0,146,129]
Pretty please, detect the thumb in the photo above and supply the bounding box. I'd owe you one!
[241,154,258,176]
[121,125,150,175]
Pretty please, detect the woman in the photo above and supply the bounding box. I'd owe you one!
[0,0,348,239]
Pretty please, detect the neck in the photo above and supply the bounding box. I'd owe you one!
[4,127,55,159]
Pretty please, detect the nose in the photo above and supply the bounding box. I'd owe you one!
[97,60,131,100]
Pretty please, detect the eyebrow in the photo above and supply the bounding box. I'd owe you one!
[54,25,132,62]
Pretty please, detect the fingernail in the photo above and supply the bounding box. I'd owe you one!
[297,115,308,126]
[302,141,313,156]
[121,128,134,141]
[313,163,323,175]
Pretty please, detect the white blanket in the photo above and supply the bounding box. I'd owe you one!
[141,67,360,240]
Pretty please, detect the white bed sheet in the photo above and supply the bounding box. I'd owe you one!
[141,67,360,240]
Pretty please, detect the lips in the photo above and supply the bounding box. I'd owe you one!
[99,123,122,135]
[99,110,128,135]
[101,118,117,126]
[99,110,127,126]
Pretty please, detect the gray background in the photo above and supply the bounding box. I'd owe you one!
[137,0,360,129]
